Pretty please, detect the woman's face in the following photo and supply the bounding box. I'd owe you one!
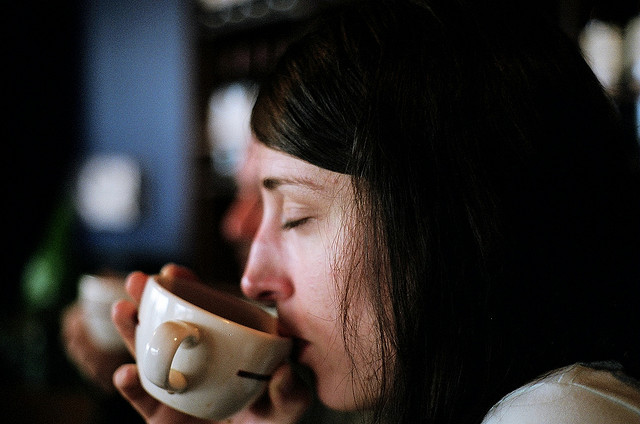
[241,143,381,411]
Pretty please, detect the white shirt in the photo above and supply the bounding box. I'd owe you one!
[482,363,640,424]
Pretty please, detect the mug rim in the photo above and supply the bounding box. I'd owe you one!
[147,276,287,341]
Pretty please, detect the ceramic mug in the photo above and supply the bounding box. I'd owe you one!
[135,276,292,420]
[78,274,128,351]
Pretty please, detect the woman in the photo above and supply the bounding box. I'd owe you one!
[113,1,640,423]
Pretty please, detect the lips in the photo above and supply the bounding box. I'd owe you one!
[277,321,309,362]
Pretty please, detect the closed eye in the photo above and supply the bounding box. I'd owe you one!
[281,217,312,230]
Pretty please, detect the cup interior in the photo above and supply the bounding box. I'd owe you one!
[156,278,277,335]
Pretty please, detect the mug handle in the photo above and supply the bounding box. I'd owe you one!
[142,320,201,393]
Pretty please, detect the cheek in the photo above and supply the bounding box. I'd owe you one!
[286,220,343,301]
[295,230,383,408]
[326,229,386,409]
[286,224,346,347]
[287,236,331,282]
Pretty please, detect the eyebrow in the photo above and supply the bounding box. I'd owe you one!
[262,176,324,192]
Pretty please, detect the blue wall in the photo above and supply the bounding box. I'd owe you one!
[79,0,194,268]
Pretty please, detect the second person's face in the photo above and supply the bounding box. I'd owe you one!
[241,143,381,411]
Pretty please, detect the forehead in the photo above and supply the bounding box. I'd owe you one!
[255,144,347,192]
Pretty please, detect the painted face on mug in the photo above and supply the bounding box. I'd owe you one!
[241,143,381,411]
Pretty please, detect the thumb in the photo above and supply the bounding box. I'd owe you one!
[267,363,312,420]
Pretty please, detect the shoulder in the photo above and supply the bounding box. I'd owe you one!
[482,363,640,424]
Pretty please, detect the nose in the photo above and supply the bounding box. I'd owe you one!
[241,234,294,303]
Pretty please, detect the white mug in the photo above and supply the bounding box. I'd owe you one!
[135,276,292,420]
[78,274,128,351]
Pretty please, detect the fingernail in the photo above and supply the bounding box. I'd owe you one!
[159,263,177,276]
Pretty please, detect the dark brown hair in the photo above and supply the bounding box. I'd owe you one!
[251,1,640,422]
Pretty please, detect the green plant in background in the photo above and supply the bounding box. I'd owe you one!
[21,195,76,312]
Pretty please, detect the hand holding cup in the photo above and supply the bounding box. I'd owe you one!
[112,264,311,424]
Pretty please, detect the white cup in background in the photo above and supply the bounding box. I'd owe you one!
[136,276,292,420]
[78,274,128,352]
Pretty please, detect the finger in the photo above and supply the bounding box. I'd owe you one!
[125,271,149,303]
[264,363,312,421]
[114,364,213,424]
[112,299,138,356]
[60,303,83,346]
[61,304,93,366]
[114,364,163,420]
[159,263,200,282]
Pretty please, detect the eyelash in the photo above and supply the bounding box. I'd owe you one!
[281,217,311,230]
